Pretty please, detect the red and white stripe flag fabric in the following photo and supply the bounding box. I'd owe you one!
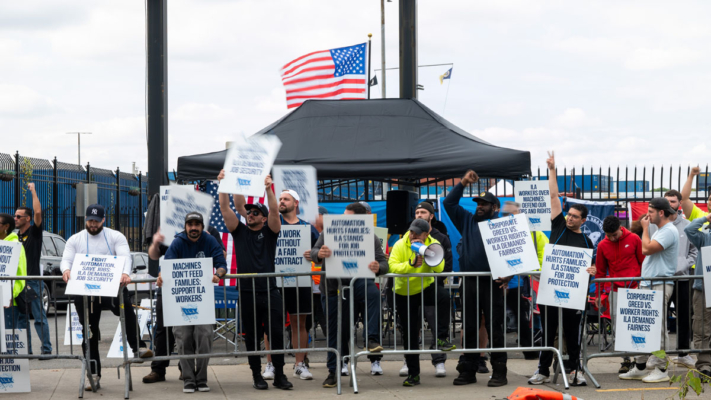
[280,42,368,109]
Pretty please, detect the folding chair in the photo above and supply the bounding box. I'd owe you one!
[214,286,240,345]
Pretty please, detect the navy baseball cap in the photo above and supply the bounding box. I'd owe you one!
[185,212,204,224]
[245,202,269,217]
[86,204,105,222]
[409,219,430,234]
[473,191,500,208]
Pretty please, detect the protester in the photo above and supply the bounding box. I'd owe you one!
[595,215,645,373]
[649,190,697,369]
[311,202,387,388]
[217,170,293,390]
[263,189,320,381]
[528,152,596,387]
[684,211,711,378]
[397,201,454,378]
[443,170,508,387]
[305,206,328,341]
[0,213,27,329]
[60,204,150,391]
[15,183,52,356]
[500,200,548,360]
[618,197,679,383]
[388,218,452,386]
[154,212,227,393]
[681,166,710,227]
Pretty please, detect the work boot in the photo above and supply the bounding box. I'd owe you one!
[252,370,268,390]
[142,371,165,384]
[273,374,293,390]
[488,361,508,387]
[453,362,477,385]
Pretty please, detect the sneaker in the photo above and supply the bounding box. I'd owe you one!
[371,360,383,375]
[139,347,154,358]
[569,371,587,386]
[618,358,632,374]
[619,365,647,380]
[399,360,409,377]
[437,338,456,351]
[647,355,667,369]
[477,358,490,374]
[528,373,551,385]
[435,363,446,377]
[367,339,383,353]
[183,383,196,393]
[85,375,100,391]
[403,375,420,386]
[323,371,337,388]
[273,374,294,390]
[672,355,696,369]
[453,370,477,385]
[142,371,166,384]
[262,362,275,380]
[642,367,669,383]
[197,383,210,392]
[293,362,313,380]
[341,363,350,376]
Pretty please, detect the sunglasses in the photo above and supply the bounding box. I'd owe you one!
[247,210,263,217]
[14,214,28,219]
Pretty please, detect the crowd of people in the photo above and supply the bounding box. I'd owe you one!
[3,157,711,393]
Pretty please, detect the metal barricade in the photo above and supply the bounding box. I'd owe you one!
[347,271,571,393]
[0,275,99,398]
[119,271,343,398]
[583,275,704,388]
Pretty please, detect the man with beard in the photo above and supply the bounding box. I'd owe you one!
[217,170,293,390]
[443,170,509,387]
[60,204,149,391]
[529,151,596,387]
[648,190,697,369]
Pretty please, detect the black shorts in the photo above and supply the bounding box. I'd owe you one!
[282,287,313,315]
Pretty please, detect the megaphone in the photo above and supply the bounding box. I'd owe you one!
[410,242,445,267]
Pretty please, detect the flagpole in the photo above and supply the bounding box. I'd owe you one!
[367,33,372,99]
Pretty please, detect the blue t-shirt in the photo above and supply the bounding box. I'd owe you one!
[641,222,679,286]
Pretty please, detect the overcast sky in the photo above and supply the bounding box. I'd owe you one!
[1,1,709,179]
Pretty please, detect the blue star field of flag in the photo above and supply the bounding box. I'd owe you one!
[330,43,366,77]
[204,181,237,233]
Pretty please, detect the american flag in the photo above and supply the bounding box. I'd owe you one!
[280,42,368,109]
[203,180,268,287]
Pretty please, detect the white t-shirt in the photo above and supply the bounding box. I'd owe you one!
[60,227,133,275]
[641,222,679,286]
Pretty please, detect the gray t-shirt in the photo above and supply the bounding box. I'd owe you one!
[641,222,679,286]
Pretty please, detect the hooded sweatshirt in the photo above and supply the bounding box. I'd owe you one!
[3,232,27,305]
[165,231,227,272]
[443,183,493,272]
[685,216,711,292]
[594,227,644,291]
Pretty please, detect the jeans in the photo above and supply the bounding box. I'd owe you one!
[458,276,507,371]
[17,280,52,354]
[505,285,536,358]
[3,304,25,330]
[322,278,382,373]
[423,282,451,365]
[173,325,212,386]
[150,294,176,376]
[692,290,711,370]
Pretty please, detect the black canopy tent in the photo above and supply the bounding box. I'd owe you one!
[177,99,531,185]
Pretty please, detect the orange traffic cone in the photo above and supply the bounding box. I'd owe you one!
[507,387,583,400]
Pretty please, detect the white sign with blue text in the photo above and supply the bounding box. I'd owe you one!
[702,247,711,307]
[0,241,22,308]
[63,304,83,346]
[159,185,174,246]
[107,299,152,358]
[537,244,593,311]
[219,134,282,197]
[614,288,663,353]
[65,255,125,297]
[275,225,311,288]
[478,213,539,280]
[323,215,375,279]
[162,258,216,327]
[514,181,552,231]
[273,165,318,224]
[0,329,31,393]
[162,185,214,245]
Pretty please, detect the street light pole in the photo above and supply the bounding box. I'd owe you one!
[66,132,92,166]
[381,0,387,99]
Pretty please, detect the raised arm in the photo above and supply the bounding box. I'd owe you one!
[685,214,711,248]
[443,170,478,234]
[681,166,699,218]
[28,183,42,227]
[264,175,280,234]
[547,151,562,219]
[217,169,240,232]
[148,230,165,261]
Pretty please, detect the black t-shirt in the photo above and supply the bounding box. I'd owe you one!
[231,221,279,292]
[18,222,43,276]
[550,213,593,250]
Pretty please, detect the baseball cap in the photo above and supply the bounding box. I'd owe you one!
[416,202,435,215]
[359,201,372,214]
[649,197,675,215]
[185,212,204,224]
[318,206,328,215]
[85,204,105,222]
[473,191,501,208]
[282,189,300,202]
[409,219,430,235]
[245,202,269,217]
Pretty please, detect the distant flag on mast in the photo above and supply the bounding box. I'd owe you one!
[439,67,453,84]
[280,43,369,109]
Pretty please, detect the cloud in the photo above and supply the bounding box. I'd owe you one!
[551,108,601,129]
[624,47,702,71]
[0,84,60,117]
